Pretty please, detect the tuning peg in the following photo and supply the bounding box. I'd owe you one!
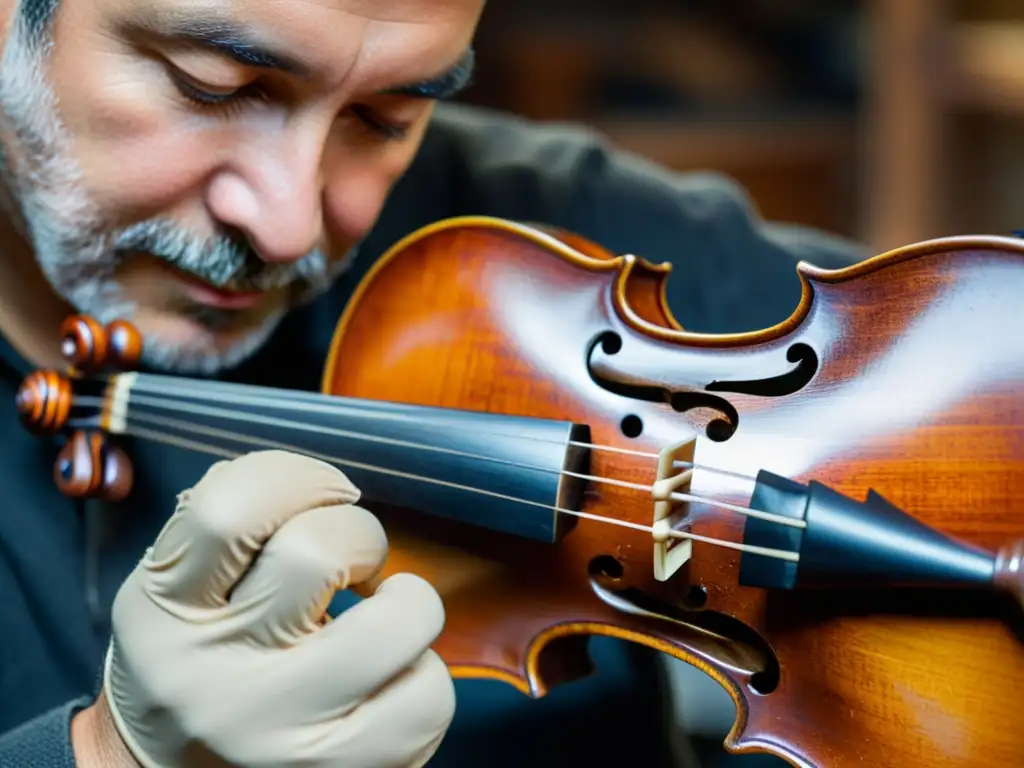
[54,430,133,502]
[58,315,142,375]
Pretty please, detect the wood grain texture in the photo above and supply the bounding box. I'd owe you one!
[320,216,1024,767]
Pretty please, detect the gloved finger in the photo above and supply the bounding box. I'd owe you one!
[143,450,360,609]
[225,502,388,647]
[319,649,455,768]
[279,572,446,712]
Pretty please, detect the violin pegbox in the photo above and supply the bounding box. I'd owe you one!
[16,314,140,502]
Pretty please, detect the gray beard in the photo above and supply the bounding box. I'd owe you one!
[0,14,357,375]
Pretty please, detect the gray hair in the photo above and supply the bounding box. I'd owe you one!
[16,0,60,45]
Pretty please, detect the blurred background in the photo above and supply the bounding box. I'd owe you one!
[444,1,1024,765]
[457,0,1024,255]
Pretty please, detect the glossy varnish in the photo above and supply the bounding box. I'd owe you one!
[320,218,1024,767]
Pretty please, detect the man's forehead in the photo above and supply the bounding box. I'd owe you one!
[111,0,481,86]
[264,0,478,24]
[122,0,478,29]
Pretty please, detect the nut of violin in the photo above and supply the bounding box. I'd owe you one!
[59,315,108,373]
[106,320,142,370]
[993,540,1024,608]
[15,371,71,435]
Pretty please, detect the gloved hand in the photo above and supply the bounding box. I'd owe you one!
[94,450,455,767]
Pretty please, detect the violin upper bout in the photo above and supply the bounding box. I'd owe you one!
[513,220,683,332]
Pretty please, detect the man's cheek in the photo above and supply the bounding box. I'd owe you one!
[48,54,188,192]
[70,115,217,223]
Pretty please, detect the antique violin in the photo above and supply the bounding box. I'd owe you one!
[15,215,1024,767]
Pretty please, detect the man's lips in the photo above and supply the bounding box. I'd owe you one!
[164,264,265,310]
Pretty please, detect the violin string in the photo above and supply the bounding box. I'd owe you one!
[108,419,799,564]
[84,373,763,487]
[115,373,739,474]
[70,391,804,531]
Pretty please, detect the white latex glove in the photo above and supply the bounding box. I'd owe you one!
[101,450,455,767]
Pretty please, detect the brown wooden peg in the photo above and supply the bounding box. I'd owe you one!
[53,430,133,501]
[15,370,72,435]
[105,319,142,371]
[99,441,134,502]
[56,315,143,374]
[59,315,109,375]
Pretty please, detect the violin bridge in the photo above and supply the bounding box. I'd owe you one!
[651,439,696,582]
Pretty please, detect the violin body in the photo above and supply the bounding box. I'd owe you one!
[319,218,1024,767]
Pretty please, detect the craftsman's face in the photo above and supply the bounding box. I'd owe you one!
[0,0,482,373]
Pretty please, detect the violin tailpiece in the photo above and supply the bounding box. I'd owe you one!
[740,470,1000,596]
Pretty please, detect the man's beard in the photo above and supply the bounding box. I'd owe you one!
[0,15,356,375]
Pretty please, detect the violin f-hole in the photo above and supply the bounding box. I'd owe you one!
[586,331,820,442]
[705,342,819,398]
[588,576,780,695]
[585,331,741,441]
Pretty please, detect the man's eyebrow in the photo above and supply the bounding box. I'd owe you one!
[123,12,473,98]
[384,49,475,100]
[122,15,311,76]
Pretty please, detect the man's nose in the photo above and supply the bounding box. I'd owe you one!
[205,134,325,264]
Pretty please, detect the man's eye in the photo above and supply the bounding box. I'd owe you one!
[176,78,240,105]
[350,105,409,140]
[166,65,260,112]
[167,66,409,140]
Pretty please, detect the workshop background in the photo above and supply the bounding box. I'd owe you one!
[460,0,1024,254]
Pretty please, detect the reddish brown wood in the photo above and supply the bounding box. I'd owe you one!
[316,217,1024,768]
[52,430,133,501]
[106,319,143,370]
[58,315,108,374]
[98,438,134,502]
[56,314,143,374]
[19,315,140,499]
[15,370,71,434]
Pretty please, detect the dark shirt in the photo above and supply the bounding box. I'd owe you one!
[0,103,865,767]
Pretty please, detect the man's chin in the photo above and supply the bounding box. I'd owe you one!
[117,302,285,375]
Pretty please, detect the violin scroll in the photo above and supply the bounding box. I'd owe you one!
[18,314,142,501]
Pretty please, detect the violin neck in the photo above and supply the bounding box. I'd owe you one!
[89,372,590,543]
